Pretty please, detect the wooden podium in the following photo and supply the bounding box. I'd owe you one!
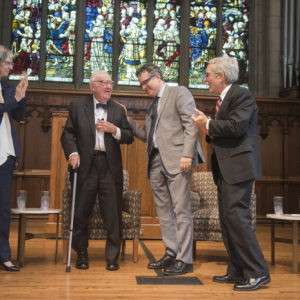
[47,111,69,235]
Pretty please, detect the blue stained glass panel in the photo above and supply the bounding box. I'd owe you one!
[84,0,114,83]
[189,0,217,89]
[9,0,42,81]
[45,0,77,82]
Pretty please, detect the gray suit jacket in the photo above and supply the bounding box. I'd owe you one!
[129,85,204,175]
[208,84,262,185]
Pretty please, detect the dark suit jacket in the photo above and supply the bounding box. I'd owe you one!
[208,84,262,185]
[0,80,26,157]
[61,97,134,188]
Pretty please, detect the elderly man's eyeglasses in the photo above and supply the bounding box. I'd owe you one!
[205,72,219,78]
[140,74,156,87]
[94,80,114,86]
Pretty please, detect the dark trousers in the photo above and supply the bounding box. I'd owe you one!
[0,156,15,263]
[216,173,269,279]
[72,152,122,264]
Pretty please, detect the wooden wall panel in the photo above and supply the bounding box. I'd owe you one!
[11,170,50,209]
[23,110,52,170]
[49,112,69,212]
[259,124,283,177]
[287,126,300,177]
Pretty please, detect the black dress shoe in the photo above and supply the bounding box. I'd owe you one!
[234,275,271,291]
[163,260,193,276]
[213,274,243,284]
[106,263,120,271]
[1,263,20,272]
[76,249,89,270]
[148,253,176,269]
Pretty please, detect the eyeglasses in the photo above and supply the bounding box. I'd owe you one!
[94,80,114,86]
[140,74,156,87]
[2,60,14,66]
[205,72,219,78]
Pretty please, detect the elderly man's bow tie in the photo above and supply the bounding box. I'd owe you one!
[96,102,107,109]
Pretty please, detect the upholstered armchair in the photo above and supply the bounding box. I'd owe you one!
[191,171,256,256]
[61,169,141,262]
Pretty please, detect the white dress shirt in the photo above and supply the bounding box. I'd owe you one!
[94,97,121,151]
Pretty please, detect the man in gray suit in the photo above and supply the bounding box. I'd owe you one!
[126,63,204,275]
[192,56,270,291]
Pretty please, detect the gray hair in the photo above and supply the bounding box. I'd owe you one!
[208,56,239,84]
[136,63,164,81]
[90,70,110,82]
[0,45,13,63]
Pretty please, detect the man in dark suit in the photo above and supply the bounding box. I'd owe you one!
[192,56,270,291]
[123,63,205,276]
[61,71,134,271]
[0,45,28,272]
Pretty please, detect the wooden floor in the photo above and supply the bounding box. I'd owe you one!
[1,221,299,300]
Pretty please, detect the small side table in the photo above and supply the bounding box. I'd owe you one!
[11,208,61,267]
[266,213,300,273]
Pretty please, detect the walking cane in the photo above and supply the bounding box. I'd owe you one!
[66,165,78,272]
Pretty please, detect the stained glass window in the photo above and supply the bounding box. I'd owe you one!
[153,0,181,85]
[9,0,42,81]
[189,0,217,89]
[222,0,250,86]
[8,0,251,89]
[45,0,77,82]
[118,1,148,86]
[83,0,114,83]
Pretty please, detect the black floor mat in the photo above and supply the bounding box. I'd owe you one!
[137,240,203,285]
[136,276,203,285]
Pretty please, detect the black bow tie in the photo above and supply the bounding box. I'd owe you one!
[96,102,107,109]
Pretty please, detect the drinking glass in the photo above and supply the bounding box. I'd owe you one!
[40,191,51,210]
[17,190,27,210]
[273,196,283,215]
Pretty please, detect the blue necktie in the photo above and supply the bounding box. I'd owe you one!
[147,96,159,156]
[96,102,107,109]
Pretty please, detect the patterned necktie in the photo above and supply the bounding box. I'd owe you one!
[147,96,159,156]
[215,97,222,118]
[96,102,107,109]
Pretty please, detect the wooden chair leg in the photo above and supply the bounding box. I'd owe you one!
[193,240,196,259]
[133,238,139,263]
[121,239,126,258]
[63,239,68,264]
